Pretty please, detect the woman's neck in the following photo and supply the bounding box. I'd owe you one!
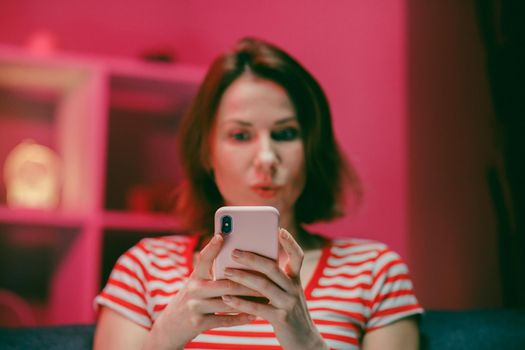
[280,211,326,251]
[279,211,300,239]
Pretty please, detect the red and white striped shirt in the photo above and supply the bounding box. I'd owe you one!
[95,235,423,349]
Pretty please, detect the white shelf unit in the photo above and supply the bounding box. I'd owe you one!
[0,45,203,326]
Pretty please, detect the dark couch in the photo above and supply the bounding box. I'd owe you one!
[0,310,524,349]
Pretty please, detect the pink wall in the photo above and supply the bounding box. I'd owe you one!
[0,0,502,308]
[0,0,410,252]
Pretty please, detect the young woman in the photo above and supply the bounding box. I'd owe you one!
[94,37,423,349]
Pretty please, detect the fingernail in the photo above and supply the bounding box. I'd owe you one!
[232,249,242,259]
[224,268,233,277]
[212,235,221,244]
[222,295,232,302]
[279,229,288,239]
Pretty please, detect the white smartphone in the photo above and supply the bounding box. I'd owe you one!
[213,206,279,281]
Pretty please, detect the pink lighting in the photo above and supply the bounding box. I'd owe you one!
[0,0,505,327]
[26,29,59,56]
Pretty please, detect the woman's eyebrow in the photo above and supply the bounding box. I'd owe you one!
[220,116,297,127]
[274,116,298,125]
[221,119,252,126]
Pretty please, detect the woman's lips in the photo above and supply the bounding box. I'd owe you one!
[251,185,281,198]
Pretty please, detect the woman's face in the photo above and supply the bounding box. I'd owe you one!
[209,74,305,221]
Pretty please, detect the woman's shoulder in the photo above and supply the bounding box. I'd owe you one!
[326,238,412,280]
[328,238,391,255]
[325,237,406,267]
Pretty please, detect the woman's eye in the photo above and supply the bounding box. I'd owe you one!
[271,127,300,141]
[229,131,251,141]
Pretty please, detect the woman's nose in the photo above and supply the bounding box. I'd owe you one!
[253,136,278,174]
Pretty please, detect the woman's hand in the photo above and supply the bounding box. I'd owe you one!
[220,228,328,350]
[144,235,258,350]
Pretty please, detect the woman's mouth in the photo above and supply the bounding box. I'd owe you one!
[251,185,281,199]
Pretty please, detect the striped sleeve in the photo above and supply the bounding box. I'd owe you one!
[366,247,423,330]
[94,241,153,329]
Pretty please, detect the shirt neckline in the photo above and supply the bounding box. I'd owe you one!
[304,242,332,299]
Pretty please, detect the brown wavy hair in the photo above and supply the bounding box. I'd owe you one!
[175,37,361,235]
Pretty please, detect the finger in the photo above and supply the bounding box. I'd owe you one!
[188,298,242,314]
[278,228,304,277]
[221,295,274,321]
[224,268,293,309]
[230,250,294,292]
[193,235,223,279]
[193,279,265,299]
[202,312,256,330]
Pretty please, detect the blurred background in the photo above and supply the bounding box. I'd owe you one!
[0,0,523,327]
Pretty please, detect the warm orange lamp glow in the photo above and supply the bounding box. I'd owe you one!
[3,140,62,210]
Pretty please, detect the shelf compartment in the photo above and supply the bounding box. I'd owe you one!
[0,222,82,326]
[104,75,198,212]
[0,58,104,214]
